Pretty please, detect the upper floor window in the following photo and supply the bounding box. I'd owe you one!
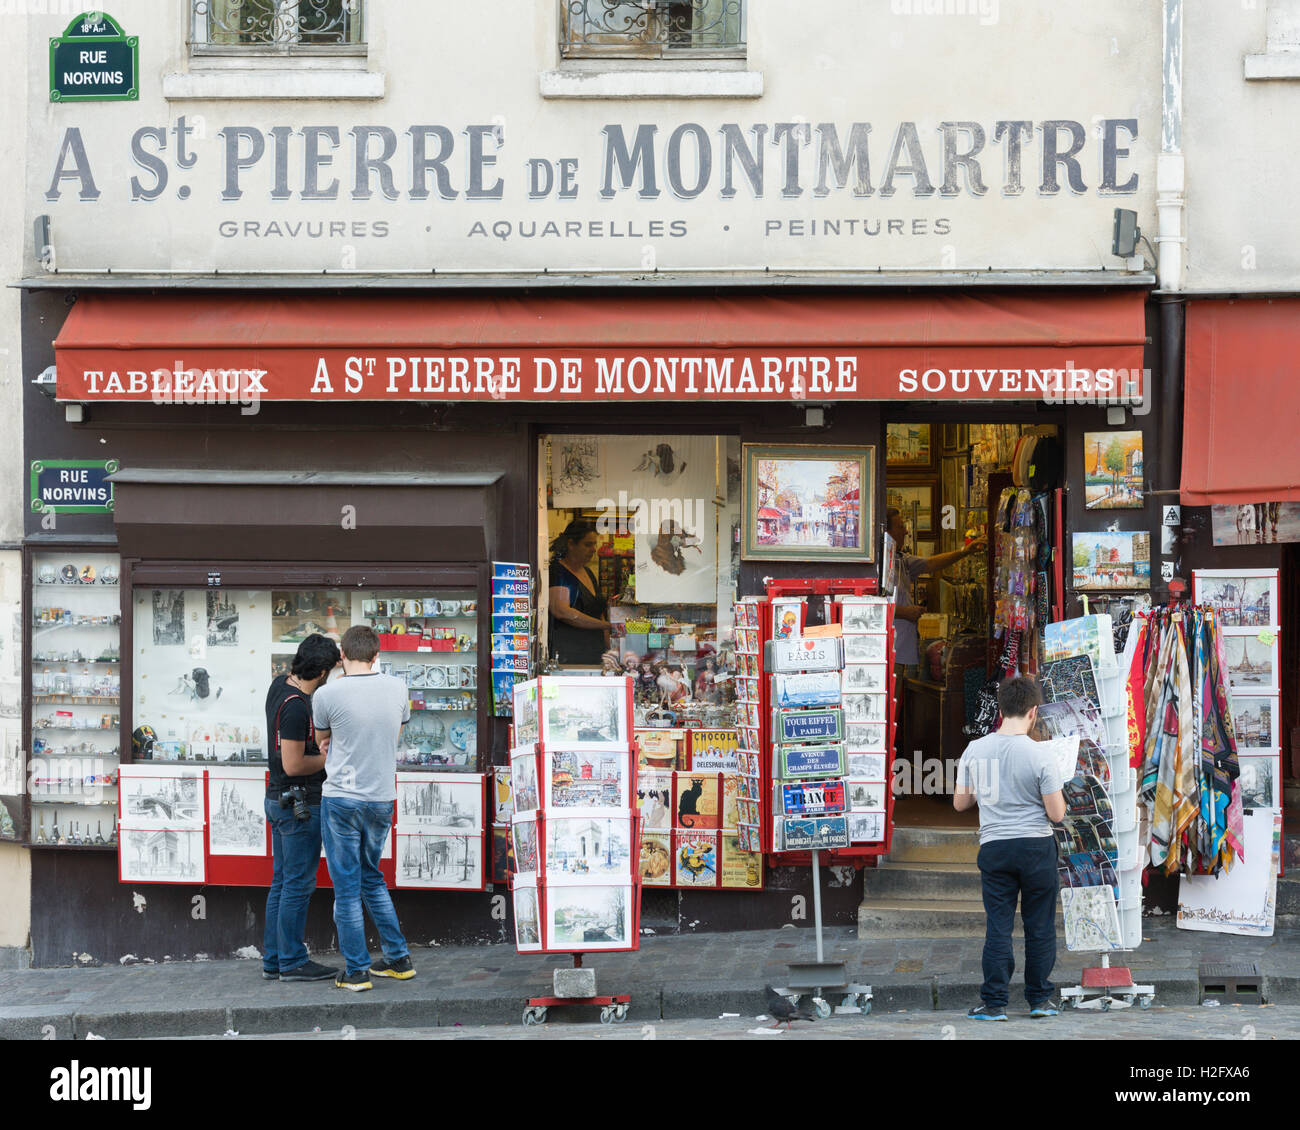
[190,0,365,56]
[560,0,746,60]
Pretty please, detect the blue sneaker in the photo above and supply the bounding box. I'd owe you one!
[967,1004,1008,1021]
[1029,1000,1060,1018]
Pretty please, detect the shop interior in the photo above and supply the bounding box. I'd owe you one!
[540,434,740,730]
[886,420,1064,829]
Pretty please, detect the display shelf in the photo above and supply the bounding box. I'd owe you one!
[32,695,120,706]
[35,582,119,589]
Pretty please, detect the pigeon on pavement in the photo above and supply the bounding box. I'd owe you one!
[765,985,817,1028]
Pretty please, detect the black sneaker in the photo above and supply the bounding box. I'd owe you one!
[371,956,416,980]
[261,968,279,981]
[967,1003,1008,1022]
[335,969,373,992]
[279,959,338,983]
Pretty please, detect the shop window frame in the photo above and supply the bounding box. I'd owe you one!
[118,559,493,778]
[23,538,124,851]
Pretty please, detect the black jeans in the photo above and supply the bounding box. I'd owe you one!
[976,835,1058,1009]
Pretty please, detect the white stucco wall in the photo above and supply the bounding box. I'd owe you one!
[24,0,1161,278]
[1184,1,1300,292]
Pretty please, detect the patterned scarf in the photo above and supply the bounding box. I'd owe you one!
[1141,613,1198,875]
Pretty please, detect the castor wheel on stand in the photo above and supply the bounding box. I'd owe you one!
[522,1005,548,1026]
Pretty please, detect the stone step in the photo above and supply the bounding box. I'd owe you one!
[878,859,979,872]
[1278,876,1300,917]
[857,897,1064,939]
[887,826,981,865]
[864,864,984,902]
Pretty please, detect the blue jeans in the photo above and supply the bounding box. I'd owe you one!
[263,796,321,974]
[321,796,408,976]
[976,836,1058,1009]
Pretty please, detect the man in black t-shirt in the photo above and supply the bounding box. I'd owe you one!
[262,634,340,981]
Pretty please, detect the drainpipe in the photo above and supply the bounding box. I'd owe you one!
[1156,0,1186,598]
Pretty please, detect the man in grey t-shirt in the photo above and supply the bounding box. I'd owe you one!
[954,676,1066,1022]
[314,625,414,991]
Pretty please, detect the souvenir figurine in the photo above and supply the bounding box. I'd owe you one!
[79,565,96,584]
[637,660,658,702]
[601,649,623,676]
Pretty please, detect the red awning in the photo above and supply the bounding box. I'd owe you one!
[1183,300,1300,504]
[55,290,1148,405]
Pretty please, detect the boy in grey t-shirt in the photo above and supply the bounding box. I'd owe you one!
[954,676,1066,1022]
[313,625,414,992]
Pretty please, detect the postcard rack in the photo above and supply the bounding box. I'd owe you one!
[508,676,643,963]
[1043,613,1151,1011]
[115,764,488,891]
[735,579,896,868]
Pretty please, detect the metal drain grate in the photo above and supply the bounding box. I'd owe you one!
[1198,962,1262,1005]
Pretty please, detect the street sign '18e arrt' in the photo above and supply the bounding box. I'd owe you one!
[50,12,138,103]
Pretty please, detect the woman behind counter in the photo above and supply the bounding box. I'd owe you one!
[548,519,614,666]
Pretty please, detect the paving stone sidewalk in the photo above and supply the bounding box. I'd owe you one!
[2,917,1296,1039]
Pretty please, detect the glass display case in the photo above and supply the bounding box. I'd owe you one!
[132,583,481,773]
[30,549,122,847]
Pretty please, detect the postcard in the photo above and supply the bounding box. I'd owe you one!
[539,677,630,749]
[635,769,673,831]
[690,729,741,772]
[674,772,720,830]
[720,833,763,889]
[845,722,888,753]
[545,749,630,810]
[847,752,888,781]
[843,634,888,663]
[545,813,633,882]
[674,832,719,887]
[545,884,632,951]
[639,831,673,887]
[512,880,542,951]
[510,814,538,874]
[847,811,885,844]
[847,779,887,812]
[395,773,483,834]
[396,833,483,890]
[510,750,539,815]
[772,671,842,709]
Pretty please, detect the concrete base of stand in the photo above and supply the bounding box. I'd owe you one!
[554,968,597,999]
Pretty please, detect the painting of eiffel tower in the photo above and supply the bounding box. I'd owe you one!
[1226,636,1275,690]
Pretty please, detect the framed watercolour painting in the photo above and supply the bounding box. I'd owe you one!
[886,423,932,468]
[742,444,874,563]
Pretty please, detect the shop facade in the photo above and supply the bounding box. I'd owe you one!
[13,0,1171,964]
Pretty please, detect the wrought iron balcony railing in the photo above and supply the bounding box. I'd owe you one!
[190,0,365,55]
[560,0,746,59]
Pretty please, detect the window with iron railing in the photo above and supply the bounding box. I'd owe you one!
[560,0,746,60]
[190,0,365,55]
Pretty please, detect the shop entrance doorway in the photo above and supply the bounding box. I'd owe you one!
[884,419,1062,831]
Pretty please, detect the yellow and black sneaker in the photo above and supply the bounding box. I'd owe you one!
[371,956,416,980]
[335,969,372,992]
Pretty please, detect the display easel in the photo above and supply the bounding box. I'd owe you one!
[761,578,891,1019]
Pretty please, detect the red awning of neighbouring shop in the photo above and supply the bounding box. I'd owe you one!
[1183,299,1300,504]
[54,290,1148,405]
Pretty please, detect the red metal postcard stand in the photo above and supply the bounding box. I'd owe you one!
[760,578,895,866]
[508,727,641,1024]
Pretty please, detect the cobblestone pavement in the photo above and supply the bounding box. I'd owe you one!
[3,918,1296,1039]
[174,1004,1298,1041]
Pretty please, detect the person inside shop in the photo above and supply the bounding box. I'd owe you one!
[887,506,985,681]
[953,676,1066,1022]
[548,518,614,666]
[263,632,341,983]
[314,625,416,991]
